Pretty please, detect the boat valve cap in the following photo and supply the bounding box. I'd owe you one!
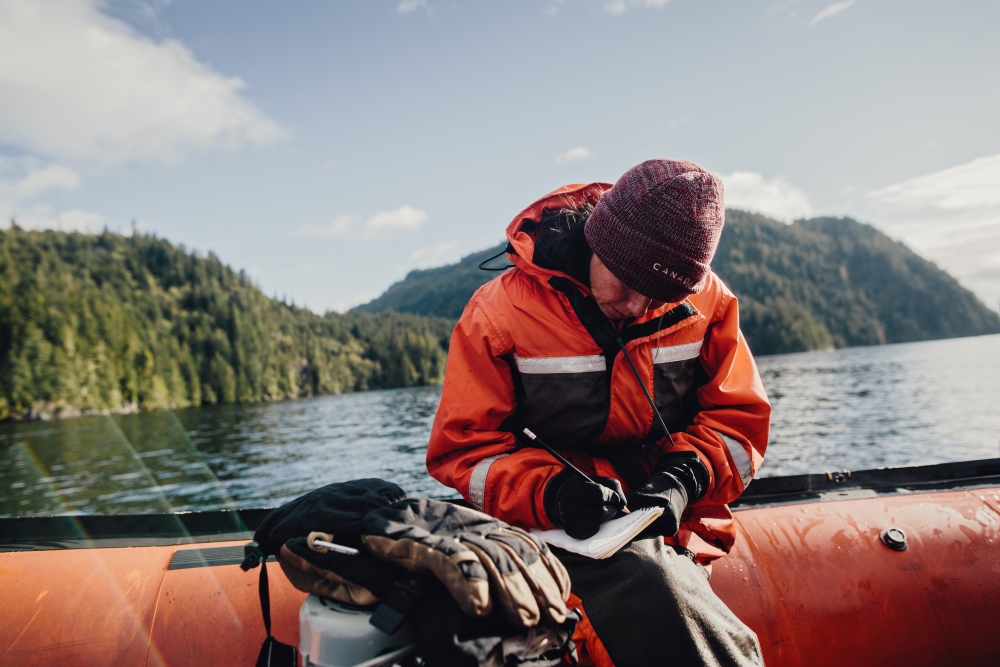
[880,527,908,551]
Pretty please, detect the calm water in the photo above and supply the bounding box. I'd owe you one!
[2,334,998,517]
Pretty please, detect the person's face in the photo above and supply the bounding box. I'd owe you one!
[589,254,665,321]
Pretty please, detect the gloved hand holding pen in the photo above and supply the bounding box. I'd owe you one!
[544,471,625,539]
[523,428,627,539]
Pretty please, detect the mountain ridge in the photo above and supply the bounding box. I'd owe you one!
[4,211,996,421]
[354,210,1000,355]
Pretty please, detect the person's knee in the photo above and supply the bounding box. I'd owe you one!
[622,539,703,589]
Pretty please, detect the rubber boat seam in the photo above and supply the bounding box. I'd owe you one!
[730,515,802,663]
[961,487,1000,522]
[142,557,170,667]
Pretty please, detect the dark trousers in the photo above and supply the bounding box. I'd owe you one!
[557,538,764,667]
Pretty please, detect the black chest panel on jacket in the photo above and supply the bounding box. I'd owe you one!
[501,277,704,467]
[652,358,708,436]
[505,359,609,450]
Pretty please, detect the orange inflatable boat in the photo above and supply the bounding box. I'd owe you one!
[2,458,998,666]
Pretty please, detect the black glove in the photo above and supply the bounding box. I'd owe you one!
[626,451,709,537]
[544,469,626,540]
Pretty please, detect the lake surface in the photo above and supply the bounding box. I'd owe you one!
[2,333,998,517]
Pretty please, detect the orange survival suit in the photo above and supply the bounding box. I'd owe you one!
[426,182,770,565]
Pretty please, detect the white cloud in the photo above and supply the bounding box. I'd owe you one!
[410,240,460,266]
[52,209,105,232]
[2,203,104,233]
[865,153,1000,311]
[397,0,429,14]
[555,147,596,164]
[295,215,358,239]
[0,159,103,232]
[719,171,814,222]
[544,0,566,16]
[0,0,286,166]
[868,154,1000,210]
[605,0,669,15]
[363,205,427,236]
[6,164,80,201]
[809,0,855,26]
[296,206,427,240]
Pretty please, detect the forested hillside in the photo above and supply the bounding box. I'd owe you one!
[714,211,1000,353]
[353,245,511,319]
[355,211,1000,355]
[5,212,997,421]
[0,227,452,421]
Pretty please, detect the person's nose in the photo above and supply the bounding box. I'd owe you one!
[624,291,652,317]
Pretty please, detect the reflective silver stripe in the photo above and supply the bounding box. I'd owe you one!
[468,454,509,511]
[717,431,753,489]
[513,354,606,374]
[651,340,703,364]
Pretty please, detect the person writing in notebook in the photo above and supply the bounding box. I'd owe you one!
[426,159,770,666]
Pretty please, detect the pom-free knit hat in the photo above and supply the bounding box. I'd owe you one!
[584,159,725,303]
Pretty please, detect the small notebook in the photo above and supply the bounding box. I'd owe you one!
[531,506,664,559]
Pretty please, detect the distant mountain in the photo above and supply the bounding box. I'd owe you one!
[353,245,511,320]
[0,227,453,421]
[354,211,1000,356]
[714,211,1000,353]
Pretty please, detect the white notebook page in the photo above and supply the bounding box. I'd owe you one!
[531,506,664,559]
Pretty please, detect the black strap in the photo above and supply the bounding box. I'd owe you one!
[616,302,699,345]
[255,636,296,667]
[547,276,699,357]
[478,243,516,271]
[242,543,297,667]
[259,561,272,636]
[616,337,676,448]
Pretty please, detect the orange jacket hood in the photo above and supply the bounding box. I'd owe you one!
[504,182,610,293]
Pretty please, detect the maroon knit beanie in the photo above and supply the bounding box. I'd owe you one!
[584,159,725,303]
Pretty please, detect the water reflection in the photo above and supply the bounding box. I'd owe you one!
[1,334,998,516]
[756,333,1000,474]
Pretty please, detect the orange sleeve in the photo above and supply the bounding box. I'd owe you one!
[425,293,564,530]
[666,292,771,506]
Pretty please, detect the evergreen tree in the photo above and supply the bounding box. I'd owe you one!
[0,228,451,420]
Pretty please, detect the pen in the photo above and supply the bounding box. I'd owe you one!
[522,428,596,483]
[523,428,629,516]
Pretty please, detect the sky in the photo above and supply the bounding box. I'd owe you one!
[1,0,998,313]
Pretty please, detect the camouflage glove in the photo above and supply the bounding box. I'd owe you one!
[361,498,571,628]
[277,532,389,607]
